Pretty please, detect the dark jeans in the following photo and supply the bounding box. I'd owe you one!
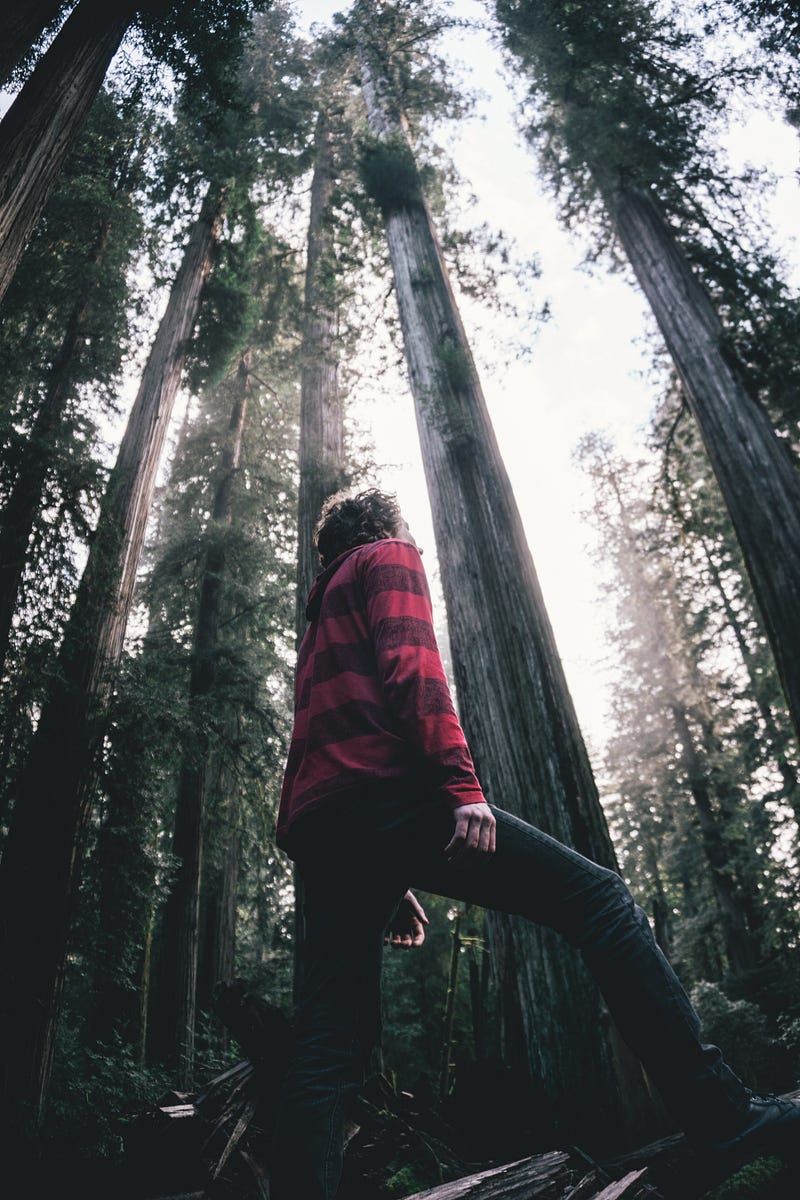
[270,789,748,1200]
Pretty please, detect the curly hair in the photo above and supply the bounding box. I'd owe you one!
[314,488,403,568]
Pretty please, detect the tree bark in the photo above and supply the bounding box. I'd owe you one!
[0,0,135,304]
[601,461,764,975]
[0,217,111,679]
[292,108,347,999]
[0,188,224,1129]
[355,6,654,1148]
[698,535,800,815]
[668,700,760,975]
[156,350,251,1088]
[89,785,159,1054]
[612,186,800,742]
[0,0,65,85]
[295,109,346,625]
[197,757,241,1050]
[438,909,462,1103]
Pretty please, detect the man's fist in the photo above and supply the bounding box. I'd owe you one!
[385,890,429,949]
[445,802,496,866]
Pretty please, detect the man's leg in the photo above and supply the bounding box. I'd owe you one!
[381,799,749,1141]
[270,871,407,1200]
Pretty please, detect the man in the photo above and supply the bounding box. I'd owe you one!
[271,487,800,1200]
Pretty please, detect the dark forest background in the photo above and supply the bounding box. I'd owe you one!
[1,1,800,1196]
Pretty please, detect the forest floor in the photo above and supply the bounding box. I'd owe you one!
[117,1071,800,1200]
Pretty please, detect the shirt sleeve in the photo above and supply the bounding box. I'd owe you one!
[359,539,486,809]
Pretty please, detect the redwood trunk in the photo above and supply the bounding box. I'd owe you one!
[89,785,159,1054]
[0,218,111,677]
[355,11,653,1147]
[200,816,240,1004]
[197,759,241,1054]
[156,351,250,1088]
[0,190,224,1127]
[0,0,134,303]
[613,186,800,742]
[293,109,346,997]
[295,110,346,621]
[0,0,64,84]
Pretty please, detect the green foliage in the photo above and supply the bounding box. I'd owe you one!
[578,434,800,1018]
[495,0,800,441]
[334,0,472,133]
[494,0,731,230]
[49,1020,170,1161]
[690,981,788,1086]
[136,0,275,104]
[385,1164,427,1195]
[0,85,150,803]
[382,899,492,1094]
[357,130,427,212]
[435,340,473,395]
[188,215,299,393]
[701,1155,790,1199]
[148,4,314,257]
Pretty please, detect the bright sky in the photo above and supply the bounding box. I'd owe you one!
[294,0,800,759]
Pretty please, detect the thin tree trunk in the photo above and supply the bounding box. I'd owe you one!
[438,908,462,1103]
[293,108,346,1000]
[156,350,250,1088]
[295,110,346,625]
[668,701,760,975]
[603,465,764,974]
[612,186,800,742]
[196,748,241,1059]
[0,218,111,678]
[198,772,240,1033]
[89,780,158,1053]
[0,0,135,303]
[0,0,65,84]
[698,535,800,814]
[355,8,654,1148]
[0,189,224,1129]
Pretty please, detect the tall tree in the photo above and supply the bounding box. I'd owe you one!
[0,0,66,85]
[0,0,137,303]
[350,0,653,1146]
[652,390,800,822]
[0,183,225,1131]
[0,89,147,680]
[295,107,347,632]
[292,101,350,997]
[493,0,800,743]
[579,440,767,978]
[157,350,252,1086]
[0,0,273,305]
[152,3,314,1080]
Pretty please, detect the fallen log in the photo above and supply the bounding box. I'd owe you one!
[128,989,799,1200]
[402,1153,660,1199]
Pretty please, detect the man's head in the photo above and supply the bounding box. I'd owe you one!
[314,488,406,568]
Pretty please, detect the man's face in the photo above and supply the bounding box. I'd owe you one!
[395,518,423,556]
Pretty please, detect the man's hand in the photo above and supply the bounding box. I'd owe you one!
[385,890,429,949]
[445,802,496,866]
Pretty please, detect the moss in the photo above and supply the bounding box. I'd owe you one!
[701,1156,790,1199]
[357,132,426,212]
[435,340,473,395]
[385,1164,428,1195]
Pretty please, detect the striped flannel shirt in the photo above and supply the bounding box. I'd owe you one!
[276,538,485,848]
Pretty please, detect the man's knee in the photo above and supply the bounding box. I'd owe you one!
[560,867,637,950]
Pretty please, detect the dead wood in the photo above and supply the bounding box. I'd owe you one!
[131,989,799,1199]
